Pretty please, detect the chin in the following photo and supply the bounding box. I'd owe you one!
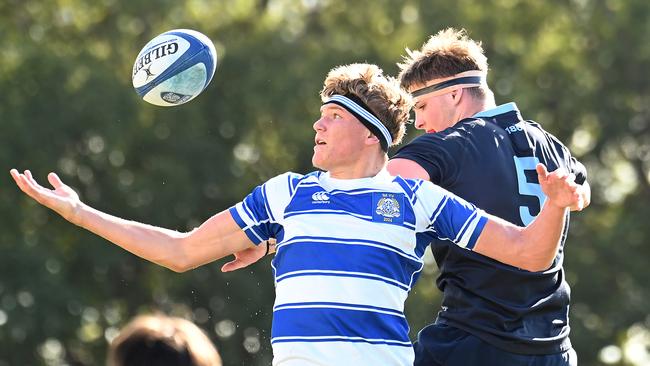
[313,154,334,171]
[311,155,323,170]
[312,159,326,171]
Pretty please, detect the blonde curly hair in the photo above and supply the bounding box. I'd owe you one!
[320,63,412,147]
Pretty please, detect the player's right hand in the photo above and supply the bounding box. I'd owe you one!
[10,169,82,224]
[535,164,584,211]
[221,240,271,272]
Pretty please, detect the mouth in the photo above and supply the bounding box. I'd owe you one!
[315,137,327,146]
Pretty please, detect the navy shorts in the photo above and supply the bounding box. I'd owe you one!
[413,324,577,366]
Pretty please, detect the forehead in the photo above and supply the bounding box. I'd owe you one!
[320,104,362,124]
[413,92,435,107]
[320,104,347,114]
[408,83,428,103]
[319,104,366,130]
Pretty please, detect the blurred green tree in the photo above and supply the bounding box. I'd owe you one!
[1,0,648,365]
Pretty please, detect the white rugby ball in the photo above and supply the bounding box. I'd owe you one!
[132,29,217,106]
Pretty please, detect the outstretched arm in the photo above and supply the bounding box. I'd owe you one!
[473,164,582,271]
[10,169,255,272]
[388,158,590,211]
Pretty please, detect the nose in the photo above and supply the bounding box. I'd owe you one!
[413,112,426,130]
[313,117,326,131]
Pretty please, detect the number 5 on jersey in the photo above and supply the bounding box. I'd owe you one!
[513,156,547,225]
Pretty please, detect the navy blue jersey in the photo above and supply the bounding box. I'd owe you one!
[393,103,587,355]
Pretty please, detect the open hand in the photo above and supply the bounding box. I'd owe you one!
[10,169,82,223]
[536,164,585,211]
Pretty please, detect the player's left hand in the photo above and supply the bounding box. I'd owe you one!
[536,163,585,211]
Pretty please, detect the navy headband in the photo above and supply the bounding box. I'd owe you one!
[410,70,486,98]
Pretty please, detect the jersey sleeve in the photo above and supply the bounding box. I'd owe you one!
[414,180,488,250]
[392,133,461,186]
[228,172,301,245]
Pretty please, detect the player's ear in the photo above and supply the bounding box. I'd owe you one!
[366,131,380,147]
[450,88,463,106]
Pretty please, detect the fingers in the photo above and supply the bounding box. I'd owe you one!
[539,165,574,187]
[24,170,41,188]
[11,170,60,190]
[570,198,585,211]
[572,192,585,211]
[10,169,31,190]
[10,169,53,202]
[48,172,65,189]
[570,185,587,211]
[10,169,21,185]
[221,259,246,273]
[25,170,44,189]
[10,169,27,191]
[24,170,36,184]
[11,169,41,200]
[551,168,568,181]
[535,164,588,211]
[535,163,549,180]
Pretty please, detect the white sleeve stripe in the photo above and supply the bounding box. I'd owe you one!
[243,225,265,242]
[261,184,276,222]
[453,210,478,243]
[241,199,257,223]
[456,213,483,248]
[408,262,424,288]
[429,196,449,224]
[286,174,294,196]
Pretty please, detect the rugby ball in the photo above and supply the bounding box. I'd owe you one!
[132,29,217,106]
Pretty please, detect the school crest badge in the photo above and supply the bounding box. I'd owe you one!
[372,192,404,224]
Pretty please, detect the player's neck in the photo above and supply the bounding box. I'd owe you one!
[454,97,496,124]
[329,152,387,180]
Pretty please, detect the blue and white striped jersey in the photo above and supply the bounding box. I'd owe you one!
[229,169,487,366]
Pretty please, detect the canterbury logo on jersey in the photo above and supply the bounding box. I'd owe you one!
[311,191,330,203]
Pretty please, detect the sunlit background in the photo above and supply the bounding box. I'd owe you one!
[1,0,649,365]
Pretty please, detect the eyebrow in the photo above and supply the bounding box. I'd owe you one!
[320,104,347,114]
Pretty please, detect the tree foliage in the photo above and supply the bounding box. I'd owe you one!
[1,0,649,365]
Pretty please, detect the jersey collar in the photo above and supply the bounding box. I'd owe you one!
[472,102,519,118]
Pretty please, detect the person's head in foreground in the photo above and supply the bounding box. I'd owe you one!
[313,63,411,177]
[107,313,222,366]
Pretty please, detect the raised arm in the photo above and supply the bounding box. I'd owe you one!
[472,164,583,271]
[10,169,255,272]
[388,157,590,211]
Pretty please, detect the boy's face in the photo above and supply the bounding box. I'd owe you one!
[411,88,456,133]
[312,104,372,175]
